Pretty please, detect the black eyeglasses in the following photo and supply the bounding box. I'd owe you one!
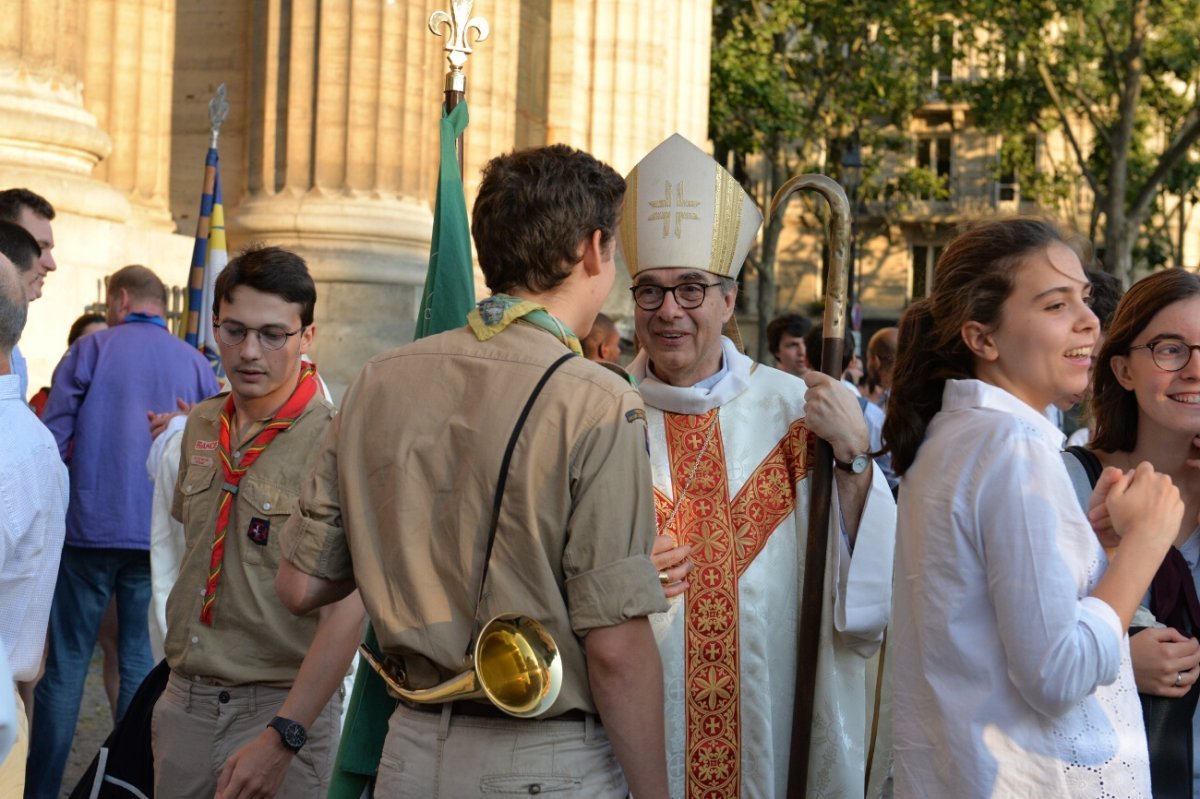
[1129,337,1200,372]
[213,321,304,351]
[629,281,723,311]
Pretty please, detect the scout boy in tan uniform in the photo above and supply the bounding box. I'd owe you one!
[276,144,671,798]
[154,246,365,798]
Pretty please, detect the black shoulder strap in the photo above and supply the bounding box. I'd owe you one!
[1065,445,1103,488]
[467,351,575,653]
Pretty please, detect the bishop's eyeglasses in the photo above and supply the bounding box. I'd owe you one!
[630,281,723,311]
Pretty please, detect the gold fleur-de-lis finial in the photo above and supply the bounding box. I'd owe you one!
[429,1,490,93]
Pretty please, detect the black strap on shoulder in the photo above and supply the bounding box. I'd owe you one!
[466,351,575,655]
[1065,445,1103,488]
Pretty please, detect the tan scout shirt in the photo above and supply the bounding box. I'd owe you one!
[280,324,667,714]
[165,391,335,687]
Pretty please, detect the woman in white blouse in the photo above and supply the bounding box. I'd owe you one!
[884,217,1184,798]
[1077,268,1200,796]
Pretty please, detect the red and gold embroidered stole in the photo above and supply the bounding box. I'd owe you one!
[654,409,813,799]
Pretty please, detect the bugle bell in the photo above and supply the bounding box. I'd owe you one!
[360,613,563,719]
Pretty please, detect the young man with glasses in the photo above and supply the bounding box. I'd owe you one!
[151,246,364,798]
[29,265,220,798]
[621,134,897,798]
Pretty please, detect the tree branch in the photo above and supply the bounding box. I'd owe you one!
[1058,80,1113,151]
[1130,102,1200,222]
[1086,9,1125,90]
[1034,59,1105,202]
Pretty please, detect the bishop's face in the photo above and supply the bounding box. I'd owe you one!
[633,267,735,387]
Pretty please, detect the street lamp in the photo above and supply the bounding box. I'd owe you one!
[840,135,864,332]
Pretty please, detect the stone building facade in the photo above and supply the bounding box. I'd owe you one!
[2,0,712,397]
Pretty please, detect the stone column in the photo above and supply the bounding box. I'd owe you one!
[0,0,129,219]
[231,0,452,396]
[82,0,177,229]
[547,0,712,174]
[546,0,712,323]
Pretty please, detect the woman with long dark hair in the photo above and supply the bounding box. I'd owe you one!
[885,217,1183,797]
[1068,268,1200,797]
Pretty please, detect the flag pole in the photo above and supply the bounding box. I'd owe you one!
[768,175,853,798]
[323,9,487,798]
[429,0,490,178]
[183,83,229,348]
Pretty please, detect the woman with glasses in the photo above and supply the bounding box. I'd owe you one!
[1067,268,1200,797]
[885,217,1183,798]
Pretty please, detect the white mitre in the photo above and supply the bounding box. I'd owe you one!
[618,133,762,279]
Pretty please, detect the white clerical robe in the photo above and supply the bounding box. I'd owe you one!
[631,338,896,799]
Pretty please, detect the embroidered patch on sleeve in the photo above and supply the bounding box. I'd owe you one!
[625,408,647,425]
[247,517,270,546]
[190,455,213,467]
[194,439,218,451]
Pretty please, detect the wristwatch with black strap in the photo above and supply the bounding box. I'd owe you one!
[834,451,871,474]
[267,716,308,753]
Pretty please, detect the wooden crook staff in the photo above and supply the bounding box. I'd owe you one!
[770,174,853,798]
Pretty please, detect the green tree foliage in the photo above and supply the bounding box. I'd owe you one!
[949,0,1200,282]
[710,0,938,357]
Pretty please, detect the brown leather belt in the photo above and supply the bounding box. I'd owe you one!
[399,698,587,723]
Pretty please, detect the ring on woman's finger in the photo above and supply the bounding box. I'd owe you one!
[658,571,670,585]
[1175,671,1185,688]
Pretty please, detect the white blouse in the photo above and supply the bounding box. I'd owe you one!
[892,379,1149,798]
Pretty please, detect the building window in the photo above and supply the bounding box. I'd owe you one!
[916,137,952,199]
[997,165,1018,202]
[911,244,944,299]
[934,22,955,87]
[996,134,1037,203]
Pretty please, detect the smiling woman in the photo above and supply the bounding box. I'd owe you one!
[886,217,1184,799]
[1074,269,1200,797]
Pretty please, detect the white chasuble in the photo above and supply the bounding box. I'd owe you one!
[633,347,896,799]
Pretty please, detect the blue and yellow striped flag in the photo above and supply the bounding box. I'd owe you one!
[183,146,228,378]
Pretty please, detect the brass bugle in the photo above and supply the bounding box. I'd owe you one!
[360,613,563,719]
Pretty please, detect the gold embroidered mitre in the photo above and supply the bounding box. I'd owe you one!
[619,133,762,280]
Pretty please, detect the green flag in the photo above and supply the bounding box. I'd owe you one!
[328,100,475,799]
[416,100,475,339]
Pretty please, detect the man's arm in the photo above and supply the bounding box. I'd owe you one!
[585,617,669,799]
[215,590,366,799]
[41,341,93,459]
[275,554,355,616]
[802,371,873,544]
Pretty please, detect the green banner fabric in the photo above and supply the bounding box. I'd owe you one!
[416,100,475,339]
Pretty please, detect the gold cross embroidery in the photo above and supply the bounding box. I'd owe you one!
[648,180,701,238]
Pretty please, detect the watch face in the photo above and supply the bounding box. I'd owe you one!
[271,718,307,751]
[283,722,307,749]
[850,454,869,474]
